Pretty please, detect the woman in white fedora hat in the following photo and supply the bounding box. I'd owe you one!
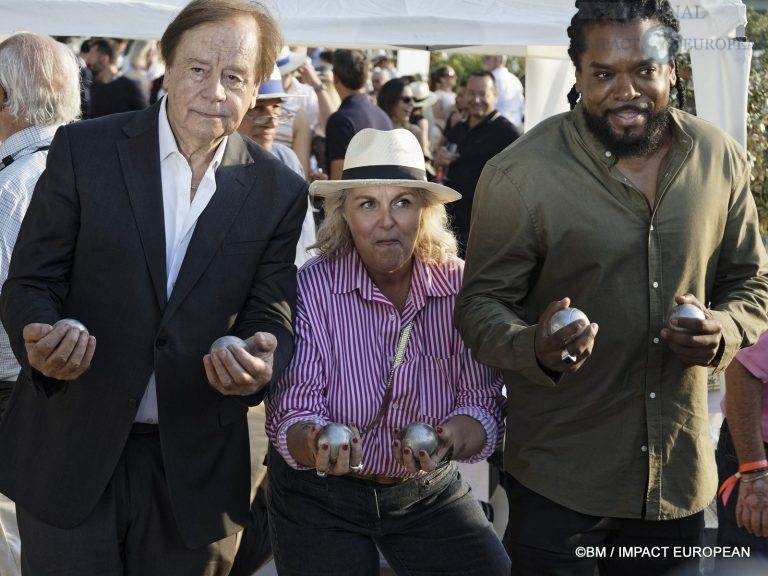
[266,128,509,575]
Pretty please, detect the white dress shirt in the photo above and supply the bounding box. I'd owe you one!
[134,98,227,423]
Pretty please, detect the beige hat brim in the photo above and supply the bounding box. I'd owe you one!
[309,178,461,204]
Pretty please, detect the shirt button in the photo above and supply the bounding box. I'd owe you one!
[641,445,648,452]
[649,392,656,399]
[605,151,612,157]
[128,398,137,408]
[146,417,156,424]
[155,338,166,348]
[652,282,659,288]
[653,337,660,344]
[650,225,654,231]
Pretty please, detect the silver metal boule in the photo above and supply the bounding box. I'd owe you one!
[316,423,354,464]
[209,335,248,354]
[53,318,87,331]
[399,422,439,460]
[548,308,589,336]
[666,303,705,333]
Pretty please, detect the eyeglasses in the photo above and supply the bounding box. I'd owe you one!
[244,109,295,126]
[400,96,414,104]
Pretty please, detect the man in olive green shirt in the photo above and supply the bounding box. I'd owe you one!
[455,2,768,575]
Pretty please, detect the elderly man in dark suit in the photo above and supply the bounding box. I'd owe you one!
[0,0,307,574]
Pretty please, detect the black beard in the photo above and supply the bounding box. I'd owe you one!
[583,105,671,158]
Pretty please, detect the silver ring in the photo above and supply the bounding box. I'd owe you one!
[561,349,577,364]
[316,470,327,478]
[350,463,364,473]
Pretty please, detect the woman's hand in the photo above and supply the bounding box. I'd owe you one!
[314,424,364,477]
[392,418,475,473]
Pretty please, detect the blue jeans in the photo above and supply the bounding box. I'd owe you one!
[267,448,510,576]
[715,419,768,570]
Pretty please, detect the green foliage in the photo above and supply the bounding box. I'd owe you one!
[657,9,768,233]
[746,9,768,233]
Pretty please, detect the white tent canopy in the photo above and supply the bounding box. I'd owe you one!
[0,0,751,142]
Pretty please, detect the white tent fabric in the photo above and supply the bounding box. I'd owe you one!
[0,0,750,144]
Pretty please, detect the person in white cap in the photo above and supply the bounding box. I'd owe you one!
[238,65,317,268]
[276,47,337,176]
[266,128,510,576]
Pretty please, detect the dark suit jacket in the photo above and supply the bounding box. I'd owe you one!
[0,102,308,548]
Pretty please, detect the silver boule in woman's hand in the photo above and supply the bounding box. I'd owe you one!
[666,303,705,333]
[316,423,354,464]
[53,318,87,331]
[548,308,589,336]
[209,335,248,353]
[399,422,439,459]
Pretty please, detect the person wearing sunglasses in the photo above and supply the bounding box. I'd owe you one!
[428,65,457,130]
[377,78,434,174]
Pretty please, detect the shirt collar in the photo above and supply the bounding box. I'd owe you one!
[0,124,59,160]
[157,96,228,168]
[330,249,455,308]
[462,109,501,129]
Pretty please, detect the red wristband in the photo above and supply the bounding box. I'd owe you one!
[739,460,768,474]
[719,460,768,505]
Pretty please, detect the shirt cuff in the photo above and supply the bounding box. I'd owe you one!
[276,415,328,470]
[442,408,500,463]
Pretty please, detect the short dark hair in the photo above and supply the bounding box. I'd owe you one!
[566,0,685,109]
[332,49,369,91]
[429,65,453,91]
[467,70,496,87]
[160,0,282,84]
[89,38,119,65]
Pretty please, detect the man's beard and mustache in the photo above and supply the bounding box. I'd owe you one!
[583,104,671,158]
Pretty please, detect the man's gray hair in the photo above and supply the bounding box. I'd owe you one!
[0,32,81,126]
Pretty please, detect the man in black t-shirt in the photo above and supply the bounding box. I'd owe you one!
[438,70,519,255]
[86,38,147,118]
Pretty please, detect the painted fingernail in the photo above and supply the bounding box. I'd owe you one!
[352,437,359,444]
[342,444,349,451]
[436,426,443,434]
[321,443,329,451]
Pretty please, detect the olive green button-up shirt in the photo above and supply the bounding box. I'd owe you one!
[456,103,768,520]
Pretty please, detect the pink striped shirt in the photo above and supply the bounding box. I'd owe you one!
[266,250,506,477]
[721,329,768,442]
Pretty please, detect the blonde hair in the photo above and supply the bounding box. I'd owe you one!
[313,188,458,265]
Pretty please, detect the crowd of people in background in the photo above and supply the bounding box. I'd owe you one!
[4,1,768,575]
[45,33,526,247]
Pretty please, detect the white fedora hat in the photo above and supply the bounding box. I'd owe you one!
[309,128,461,204]
[409,81,437,108]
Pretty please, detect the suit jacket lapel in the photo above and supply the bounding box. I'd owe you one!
[161,134,255,325]
[117,103,167,312]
